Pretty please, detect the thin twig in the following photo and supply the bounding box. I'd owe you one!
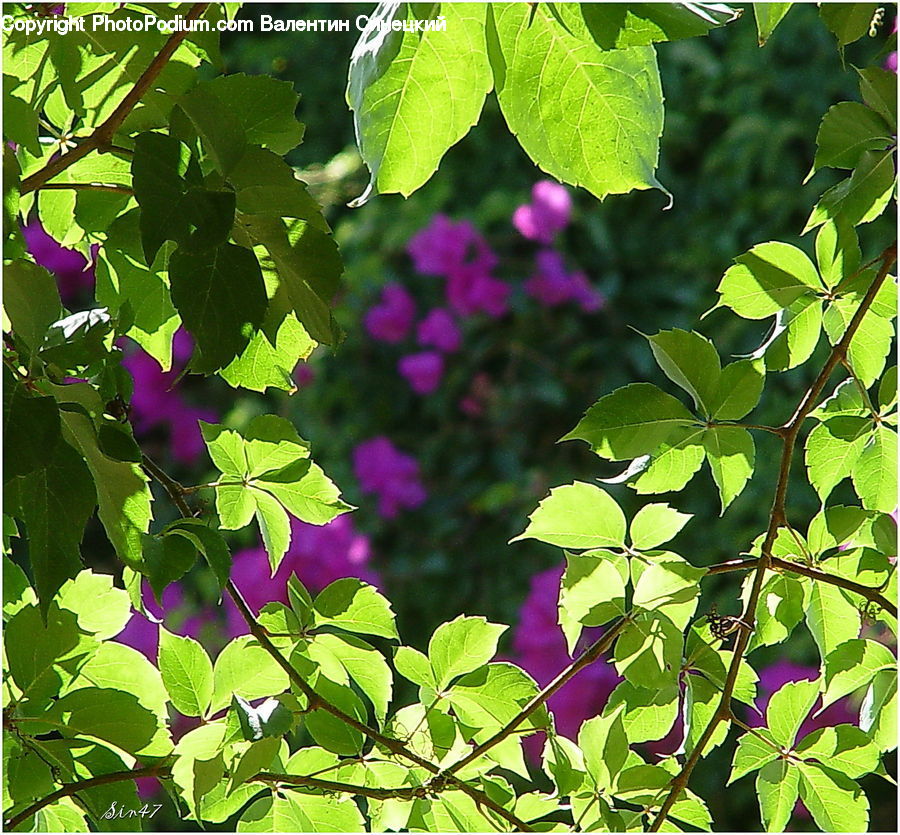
[19,3,210,195]
[705,557,758,575]
[141,454,192,518]
[444,615,632,776]
[252,772,426,801]
[35,183,134,195]
[4,765,170,829]
[649,244,896,831]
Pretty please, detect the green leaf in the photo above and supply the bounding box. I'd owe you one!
[164,519,231,594]
[449,662,548,737]
[313,632,393,722]
[757,759,800,832]
[579,706,629,788]
[805,582,861,664]
[728,729,779,784]
[859,669,897,752]
[513,482,626,549]
[556,3,736,50]
[158,626,214,718]
[629,503,692,551]
[3,259,62,357]
[205,73,304,154]
[816,218,861,288]
[304,677,368,756]
[231,695,295,742]
[489,3,667,201]
[857,66,897,126]
[4,439,96,617]
[313,578,399,640]
[804,417,870,500]
[852,425,898,512]
[716,241,822,319]
[393,646,436,689]
[761,298,823,372]
[631,427,707,494]
[348,3,492,203]
[647,329,721,415]
[798,762,869,832]
[235,214,342,346]
[171,722,228,819]
[3,383,62,482]
[822,638,895,710]
[796,724,880,778]
[753,3,793,44]
[747,573,805,650]
[177,82,247,175]
[559,549,627,653]
[228,736,281,790]
[824,293,894,388]
[211,635,290,713]
[812,379,866,421]
[819,2,880,45]
[56,570,131,640]
[169,243,268,374]
[604,680,680,744]
[766,678,819,747]
[631,551,703,616]
[711,359,765,419]
[542,734,589,796]
[812,102,893,176]
[564,382,697,460]
[239,792,365,833]
[804,149,895,232]
[613,612,681,689]
[703,426,755,511]
[428,615,507,690]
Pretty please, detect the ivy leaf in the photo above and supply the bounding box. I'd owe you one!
[231,695,294,742]
[428,615,507,690]
[631,551,703,616]
[804,149,895,232]
[852,425,898,512]
[631,426,707,494]
[804,417,870,500]
[4,438,96,618]
[313,578,399,640]
[603,681,680,744]
[805,582,861,664]
[305,677,368,756]
[859,669,897,752]
[613,612,681,689]
[56,570,131,640]
[564,383,697,460]
[759,298,823,372]
[164,518,231,595]
[489,4,667,201]
[239,792,365,833]
[3,383,62,482]
[766,678,819,747]
[169,243,268,374]
[703,426,755,511]
[815,218,861,288]
[823,294,894,388]
[728,729,779,784]
[798,762,869,832]
[312,632,393,722]
[819,2,880,46]
[757,759,800,833]
[205,73,304,154]
[746,573,805,650]
[646,329,721,416]
[3,259,63,360]
[158,626,214,718]
[796,724,880,779]
[753,3,793,45]
[629,503,692,550]
[822,638,895,710]
[348,3,492,203]
[177,83,247,175]
[558,549,628,653]
[716,241,822,319]
[211,635,290,714]
[578,706,629,788]
[393,646,436,690]
[711,359,765,420]
[811,102,893,177]
[513,482,626,550]
[857,66,897,126]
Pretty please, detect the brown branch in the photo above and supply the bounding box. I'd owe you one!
[705,557,757,575]
[36,183,134,195]
[649,243,896,831]
[444,614,632,776]
[4,765,169,830]
[141,454,192,518]
[252,772,427,801]
[19,3,210,195]
[770,556,897,617]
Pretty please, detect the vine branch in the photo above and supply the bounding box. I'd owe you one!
[649,243,896,831]
[4,765,170,830]
[19,2,210,195]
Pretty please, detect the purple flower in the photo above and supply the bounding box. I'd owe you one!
[407,214,497,277]
[446,265,511,318]
[417,308,461,353]
[399,351,444,395]
[525,249,605,313]
[294,364,315,388]
[353,436,427,519]
[364,283,416,344]
[513,180,572,245]
[22,219,95,303]
[225,515,380,638]
[115,582,185,660]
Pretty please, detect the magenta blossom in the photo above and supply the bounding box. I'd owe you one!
[364,283,416,344]
[525,249,605,313]
[407,214,498,277]
[23,219,95,303]
[399,351,444,395]
[446,265,511,318]
[417,308,461,353]
[353,436,427,519]
[513,180,572,245]
[294,363,315,388]
[225,515,379,638]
